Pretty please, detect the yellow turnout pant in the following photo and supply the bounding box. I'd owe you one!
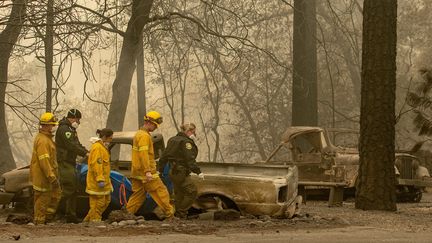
[126,178,174,217]
[83,194,111,222]
[33,188,61,224]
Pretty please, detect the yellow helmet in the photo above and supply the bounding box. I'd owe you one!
[144,110,163,127]
[39,112,59,125]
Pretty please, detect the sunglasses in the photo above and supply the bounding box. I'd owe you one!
[154,117,163,124]
[147,116,163,125]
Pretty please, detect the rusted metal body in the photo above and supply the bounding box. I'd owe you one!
[0,166,31,206]
[194,163,301,218]
[110,131,302,218]
[265,126,432,203]
[0,131,302,218]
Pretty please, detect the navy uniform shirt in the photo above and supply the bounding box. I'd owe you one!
[159,132,201,175]
[55,117,88,165]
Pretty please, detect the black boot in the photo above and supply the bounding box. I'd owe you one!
[66,215,80,224]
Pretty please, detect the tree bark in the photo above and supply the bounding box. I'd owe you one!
[291,0,317,126]
[355,0,397,211]
[136,33,146,126]
[45,0,54,112]
[106,0,153,131]
[0,0,27,173]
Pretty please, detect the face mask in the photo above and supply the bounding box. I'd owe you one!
[189,134,196,141]
[71,121,79,129]
[104,142,110,148]
[51,126,58,134]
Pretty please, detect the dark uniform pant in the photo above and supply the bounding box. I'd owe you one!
[58,162,78,219]
[170,170,197,219]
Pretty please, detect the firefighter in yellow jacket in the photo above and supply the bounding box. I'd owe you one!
[29,112,62,224]
[83,128,114,222]
[126,111,175,219]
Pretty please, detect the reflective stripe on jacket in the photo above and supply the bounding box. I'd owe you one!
[29,131,59,192]
[130,129,157,180]
[86,141,112,195]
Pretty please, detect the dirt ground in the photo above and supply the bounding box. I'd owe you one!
[1,192,432,242]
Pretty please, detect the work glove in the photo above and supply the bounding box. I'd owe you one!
[198,173,205,180]
[97,181,105,188]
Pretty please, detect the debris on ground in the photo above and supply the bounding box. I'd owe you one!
[197,209,241,220]
[6,214,32,225]
[214,209,241,220]
[106,209,138,223]
[1,193,432,241]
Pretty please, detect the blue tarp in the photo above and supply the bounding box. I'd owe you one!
[77,163,172,215]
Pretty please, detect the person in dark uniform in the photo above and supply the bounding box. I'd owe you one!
[55,108,89,223]
[159,123,204,219]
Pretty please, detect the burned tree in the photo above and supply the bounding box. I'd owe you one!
[0,0,27,173]
[291,0,317,126]
[355,0,397,211]
[106,0,154,131]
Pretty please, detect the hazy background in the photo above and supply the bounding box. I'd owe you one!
[3,0,432,167]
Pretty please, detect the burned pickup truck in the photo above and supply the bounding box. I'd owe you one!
[111,131,302,218]
[192,162,301,218]
[263,126,432,204]
[0,131,301,219]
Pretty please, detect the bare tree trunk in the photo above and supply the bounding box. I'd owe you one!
[136,33,146,126]
[149,33,189,132]
[205,69,221,163]
[292,0,317,126]
[106,0,153,131]
[213,53,267,160]
[0,0,26,173]
[150,41,179,132]
[45,0,54,112]
[319,1,362,106]
[355,0,397,211]
[195,50,222,162]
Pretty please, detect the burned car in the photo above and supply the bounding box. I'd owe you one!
[0,131,301,219]
[264,126,432,204]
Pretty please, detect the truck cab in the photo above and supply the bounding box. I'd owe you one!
[265,126,432,204]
